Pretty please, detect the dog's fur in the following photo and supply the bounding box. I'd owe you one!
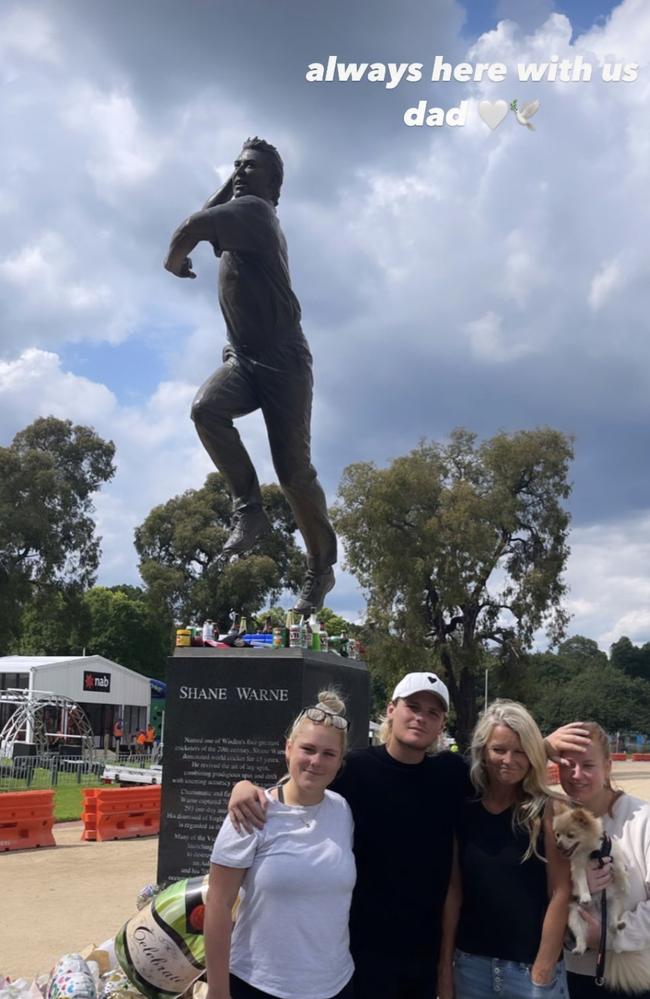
[553,801,650,994]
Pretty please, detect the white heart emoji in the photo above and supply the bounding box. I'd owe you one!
[478,100,509,131]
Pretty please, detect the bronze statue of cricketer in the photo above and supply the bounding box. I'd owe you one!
[164,138,336,613]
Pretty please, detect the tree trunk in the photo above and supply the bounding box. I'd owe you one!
[455,664,479,751]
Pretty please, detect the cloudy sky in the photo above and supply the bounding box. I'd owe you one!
[1,0,649,650]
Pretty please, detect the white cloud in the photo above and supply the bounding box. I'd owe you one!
[0,233,112,311]
[464,310,534,362]
[0,349,117,425]
[503,228,548,307]
[565,513,650,648]
[588,257,624,310]
[60,85,163,188]
[0,8,60,67]
[581,0,650,67]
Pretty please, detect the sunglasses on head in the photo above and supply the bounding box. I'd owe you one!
[301,706,349,730]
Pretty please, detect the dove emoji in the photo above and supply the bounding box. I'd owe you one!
[510,98,540,130]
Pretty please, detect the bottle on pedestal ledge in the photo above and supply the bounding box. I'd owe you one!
[309,613,321,651]
[289,613,302,648]
[284,610,293,647]
[319,620,329,654]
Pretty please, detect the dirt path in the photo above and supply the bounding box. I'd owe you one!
[2,823,158,980]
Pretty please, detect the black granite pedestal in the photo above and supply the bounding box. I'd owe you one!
[157,647,369,884]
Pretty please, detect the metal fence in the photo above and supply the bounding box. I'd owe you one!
[0,753,156,793]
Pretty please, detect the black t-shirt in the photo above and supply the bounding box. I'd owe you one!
[331,745,471,964]
[457,798,549,964]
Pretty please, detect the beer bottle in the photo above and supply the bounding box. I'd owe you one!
[319,620,329,654]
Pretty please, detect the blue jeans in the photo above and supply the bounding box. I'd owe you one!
[454,949,568,998]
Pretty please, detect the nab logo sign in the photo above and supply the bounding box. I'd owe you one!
[83,670,111,693]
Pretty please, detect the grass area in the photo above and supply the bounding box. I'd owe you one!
[0,767,103,821]
[54,783,95,821]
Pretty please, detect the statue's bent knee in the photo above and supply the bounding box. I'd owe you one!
[278,462,317,493]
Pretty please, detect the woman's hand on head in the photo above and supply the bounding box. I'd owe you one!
[544,723,591,766]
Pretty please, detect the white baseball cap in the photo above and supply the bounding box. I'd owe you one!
[391,672,449,711]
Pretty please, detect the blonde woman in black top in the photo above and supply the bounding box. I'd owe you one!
[440,700,571,999]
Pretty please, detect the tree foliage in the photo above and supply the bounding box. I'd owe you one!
[496,636,650,736]
[10,584,172,679]
[134,474,307,628]
[0,417,116,653]
[12,588,92,656]
[610,636,650,681]
[83,586,172,679]
[332,428,573,746]
[252,605,358,638]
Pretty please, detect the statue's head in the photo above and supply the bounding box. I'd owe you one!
[233,137,284,206]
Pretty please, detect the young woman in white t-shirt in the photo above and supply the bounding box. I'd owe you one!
[559,721,650,999]
[204,690,356,999]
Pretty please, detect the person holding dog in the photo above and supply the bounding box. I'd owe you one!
[558,721,650,999]
[444,700,571,999]
[204,690,355,999]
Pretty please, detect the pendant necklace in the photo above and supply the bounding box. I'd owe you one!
[277,783,324,827]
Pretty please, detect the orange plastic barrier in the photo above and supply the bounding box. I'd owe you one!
[546,762,560,784]
[611,752,627,761]
[631,753,650,762]
[0,790,56,852]
[82,785,161,841]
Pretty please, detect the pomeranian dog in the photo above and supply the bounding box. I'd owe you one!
[553,801,650,994]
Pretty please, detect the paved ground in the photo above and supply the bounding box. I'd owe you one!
[3,762,650,982]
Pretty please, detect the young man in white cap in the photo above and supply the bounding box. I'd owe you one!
[333,671,466,999]
[228,670,465,999]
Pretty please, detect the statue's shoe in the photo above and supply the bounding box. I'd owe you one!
[293,567,335,614]
[223,507,272,557]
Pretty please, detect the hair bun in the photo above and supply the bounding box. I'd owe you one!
[316,689,346,716]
